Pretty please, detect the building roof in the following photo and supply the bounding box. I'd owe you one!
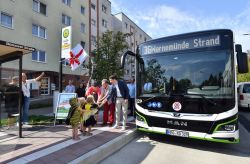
[113,12,152,39]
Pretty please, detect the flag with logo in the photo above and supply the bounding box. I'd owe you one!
[68,44,88,71]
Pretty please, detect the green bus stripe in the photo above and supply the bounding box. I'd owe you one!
[213,117,238,133]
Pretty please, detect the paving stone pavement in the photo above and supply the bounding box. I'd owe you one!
[0,120,136,164]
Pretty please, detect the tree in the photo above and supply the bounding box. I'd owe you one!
[145,59,166,86]
[92,31,128,82]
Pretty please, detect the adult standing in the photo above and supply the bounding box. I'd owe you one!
[144,81,152,92]
[98,79,116,126]
[127,78,135,117]
[22,72,45,124]
[76,82,86,98]
[85,81,101,102]
[109,75,129,130]
[65,80,75,93]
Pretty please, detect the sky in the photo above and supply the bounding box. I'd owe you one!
[109,0,250,51]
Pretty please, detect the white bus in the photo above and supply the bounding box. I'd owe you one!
[121,29,248,143]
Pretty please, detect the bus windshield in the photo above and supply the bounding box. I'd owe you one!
[140,50,234,98]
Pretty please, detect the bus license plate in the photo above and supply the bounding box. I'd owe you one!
[166,129,189,138]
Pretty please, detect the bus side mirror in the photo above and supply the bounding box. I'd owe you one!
[235,44,242,52]
[236,44,248,73]
[237,52,248,73]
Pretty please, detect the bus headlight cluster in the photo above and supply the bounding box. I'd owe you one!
[219,124,236,132]
[147,102,162,108]
[216,119,237,132]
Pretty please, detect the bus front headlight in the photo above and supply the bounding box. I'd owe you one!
[215,119,237,132]
[219,124,236,131]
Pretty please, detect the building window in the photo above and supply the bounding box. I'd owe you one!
[62,0,71,6]
[140,34,142,39]
[80,23,85,33]
[32,50,46,62]
[81,41,85,48]
[32,24,46,39]
[102,19,107,28]
[91,3,96,10]
[0,12,13,28]
[62,14,71,25]
[126,69,129,74]
[102,4,107,13]
[91,19,96,26]
[144,37,147,42]
[91,35,96,46]
[32,0,47,15]
[81,6,85,15]
[125,22,128,29]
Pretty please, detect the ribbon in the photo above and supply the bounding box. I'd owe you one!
[69,49,83,65]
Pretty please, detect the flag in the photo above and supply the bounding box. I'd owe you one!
[68,44,88,71]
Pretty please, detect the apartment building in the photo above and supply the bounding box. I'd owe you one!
[112,12,152,80]
[0,0,150,96]
[89,0,112,52]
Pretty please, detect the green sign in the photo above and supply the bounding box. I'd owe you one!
[55,93,76,120]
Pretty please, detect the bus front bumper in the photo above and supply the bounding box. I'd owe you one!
[136,115,239,144]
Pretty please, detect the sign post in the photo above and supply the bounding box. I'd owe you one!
[54,93,76,126]
[60,26,72,92]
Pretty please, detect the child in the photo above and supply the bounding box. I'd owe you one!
[69,98,83,140]
[78,97,86,133]
[82,95,98,136]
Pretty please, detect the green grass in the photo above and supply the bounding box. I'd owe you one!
[29,115,55,125]
[0,115,55,126]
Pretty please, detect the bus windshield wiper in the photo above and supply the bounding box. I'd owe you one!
[140,93,168,103]
[184,93,218,106]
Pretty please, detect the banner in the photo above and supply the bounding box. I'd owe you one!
[61,26,72,59]
[55,93,76,120]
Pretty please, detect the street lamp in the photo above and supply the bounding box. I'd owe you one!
[243,33,250,35]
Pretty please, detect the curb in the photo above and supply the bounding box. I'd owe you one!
[69,128,138,164]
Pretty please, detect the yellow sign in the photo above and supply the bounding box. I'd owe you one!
[61,26,72,58]
[63,29,69,38]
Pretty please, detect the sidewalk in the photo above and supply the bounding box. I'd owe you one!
[0,109,137,164]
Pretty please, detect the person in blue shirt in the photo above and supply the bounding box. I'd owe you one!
[65,80,76,93]
[127,78,135,117]
[144,81,152,92]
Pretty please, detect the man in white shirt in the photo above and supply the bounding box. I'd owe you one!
[22,72,45,124]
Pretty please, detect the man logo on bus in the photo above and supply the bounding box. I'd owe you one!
[172,102,182,111]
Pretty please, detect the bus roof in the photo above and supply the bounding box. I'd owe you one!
[140,29,233,46]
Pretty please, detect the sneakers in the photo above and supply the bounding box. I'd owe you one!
[101,122,107,126]
[112,124,119,129]
[121,126,126,131]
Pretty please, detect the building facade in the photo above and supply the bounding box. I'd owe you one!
[112,12,152,80]
[0,0,150,96]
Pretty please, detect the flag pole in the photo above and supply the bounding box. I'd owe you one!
[86,57,94,90]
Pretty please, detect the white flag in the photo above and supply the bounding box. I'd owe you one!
[68,44,88,71]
